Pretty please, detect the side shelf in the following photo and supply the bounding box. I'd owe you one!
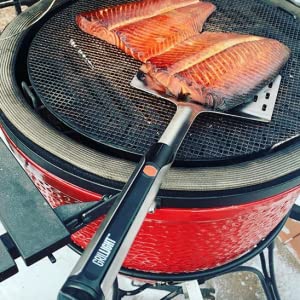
[0,137,70,271]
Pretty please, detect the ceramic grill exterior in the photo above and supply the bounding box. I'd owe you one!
[1,126,298,274]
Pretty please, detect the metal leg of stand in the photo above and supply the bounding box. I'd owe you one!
[118,282,182,300]
[215,241,280,300]
[116,242,281,300]
[117,281,215,300]
[14,0,22,14]
[227,266,275,300]
[225,241,280,300]
[260,241,281,300]
[146,283,215,300]
[268,243,281,300]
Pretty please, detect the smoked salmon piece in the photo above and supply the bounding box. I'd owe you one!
[76,1,216,62]
[140,32,290,110]
[77,0,199,30]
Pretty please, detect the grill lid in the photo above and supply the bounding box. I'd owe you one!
[27,0,300,164]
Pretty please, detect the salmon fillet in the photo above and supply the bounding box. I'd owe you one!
[76,1,216,62]
[76,0,199,30]
[140,32,290,110]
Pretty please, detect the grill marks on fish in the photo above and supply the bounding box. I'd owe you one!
[76,1,216,62]
[76,1,290,111]
[145,33,262,75]
[114,3,216,61]
[77,0,198,30]
[141,33,290,110]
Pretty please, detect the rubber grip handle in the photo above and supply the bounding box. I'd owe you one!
[58,283,102,300]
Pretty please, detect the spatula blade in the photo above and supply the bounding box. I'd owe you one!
[130,75,282,123]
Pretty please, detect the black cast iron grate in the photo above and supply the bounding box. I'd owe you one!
[27,0,300,163]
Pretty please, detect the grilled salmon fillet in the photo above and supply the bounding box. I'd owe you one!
[76,0,199,30]
[76,0,216,61]
[140,32,290,110]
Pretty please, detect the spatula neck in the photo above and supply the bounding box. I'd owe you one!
[158,105,194,152]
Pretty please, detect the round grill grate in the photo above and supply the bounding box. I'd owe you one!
[27,0,300,163]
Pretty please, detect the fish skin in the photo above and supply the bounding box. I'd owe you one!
[76,1,216,62]
[141,33,290,110]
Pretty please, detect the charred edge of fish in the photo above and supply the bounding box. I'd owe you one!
[221,73,280,111]
[137,70,146,81]
[177,90,191,102]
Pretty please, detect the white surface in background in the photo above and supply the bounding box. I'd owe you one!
[0,221,79,300]
[0,219,169,300]
[0,247,78,300]
[289,0,300,7]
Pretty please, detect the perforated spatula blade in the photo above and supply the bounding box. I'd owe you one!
[131,75,282,122]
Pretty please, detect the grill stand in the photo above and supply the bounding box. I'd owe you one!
[114,241,280,300]
[0,0,38,13]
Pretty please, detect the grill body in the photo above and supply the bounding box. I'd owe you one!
[1,127,298,273]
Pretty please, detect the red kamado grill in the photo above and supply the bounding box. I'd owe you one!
[1,0,300,278]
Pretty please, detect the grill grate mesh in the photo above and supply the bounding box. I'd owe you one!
[28,0,300,163]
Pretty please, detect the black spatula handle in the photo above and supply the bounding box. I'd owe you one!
[58,143,174,299]
[58,105,194,300]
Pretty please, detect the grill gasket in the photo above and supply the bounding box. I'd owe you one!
[27,0,300,164]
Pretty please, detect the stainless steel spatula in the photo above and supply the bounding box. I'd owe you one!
[131,75,282,123]
[58,74,282,300]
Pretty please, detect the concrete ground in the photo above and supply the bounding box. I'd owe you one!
[0,7,16,32]
[1,6,300,300]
